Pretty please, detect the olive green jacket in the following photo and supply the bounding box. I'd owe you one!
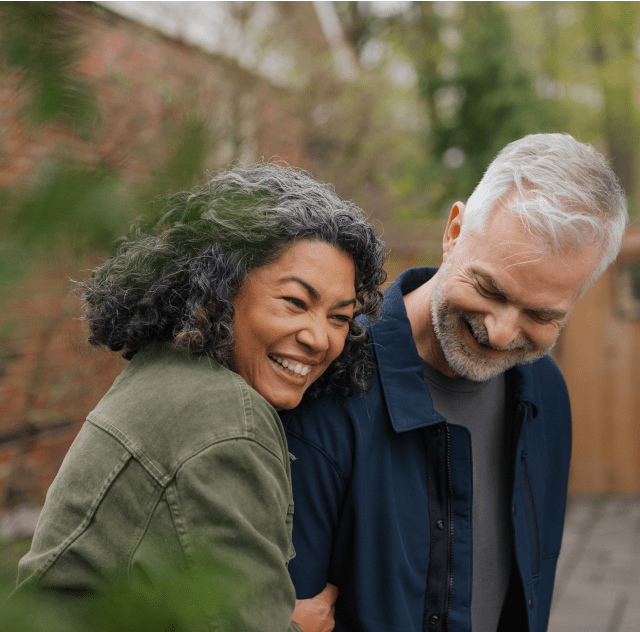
[9,345,301,631]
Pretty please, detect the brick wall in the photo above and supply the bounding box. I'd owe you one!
[0,2,306,192]
[0,2,442,511]
[0,2,311,509]
[0,261,125,509]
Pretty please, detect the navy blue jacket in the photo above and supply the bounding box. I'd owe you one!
[282,268,571,632]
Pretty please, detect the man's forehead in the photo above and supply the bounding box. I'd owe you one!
[471,206,549,261]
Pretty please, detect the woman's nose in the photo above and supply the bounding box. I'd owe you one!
[296,316,330,353]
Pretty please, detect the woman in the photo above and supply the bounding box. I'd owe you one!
[6,163,386,631]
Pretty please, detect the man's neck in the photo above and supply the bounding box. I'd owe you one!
[402,273,453,377]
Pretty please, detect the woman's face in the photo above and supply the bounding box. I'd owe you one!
[231,240,356,410]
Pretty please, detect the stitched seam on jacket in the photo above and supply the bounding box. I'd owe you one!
[284,428,347,491]
[165,478,217,626]
[238,374,255,441]
[88,414,253,487]
[87,387,263,487]
[88,413,166,483]
[164,479,192,567]
[164,437,288,568]
[26,451,132,589]
[163,439,287,632]
[126,483,166,582]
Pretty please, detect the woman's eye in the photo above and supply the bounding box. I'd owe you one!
[284,297,305,309]
[331,314,352,324]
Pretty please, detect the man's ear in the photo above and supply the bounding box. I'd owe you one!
[442,202,465,261]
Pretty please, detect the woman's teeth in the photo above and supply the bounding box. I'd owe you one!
[270,355,311,376]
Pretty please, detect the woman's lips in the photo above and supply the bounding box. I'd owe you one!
[269,354,312,376]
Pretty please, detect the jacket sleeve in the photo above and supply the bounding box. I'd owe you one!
[148,436,300,632]
[284,406,350,600]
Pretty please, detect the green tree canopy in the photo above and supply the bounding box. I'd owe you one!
[417,2,557,209]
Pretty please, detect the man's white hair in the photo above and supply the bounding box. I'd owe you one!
[461,133,628,287]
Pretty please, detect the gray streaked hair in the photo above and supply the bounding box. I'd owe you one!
[79,161,387,400]
[461,133,628,286]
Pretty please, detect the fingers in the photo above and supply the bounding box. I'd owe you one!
[320,583,338,605]
[292,585,338,632]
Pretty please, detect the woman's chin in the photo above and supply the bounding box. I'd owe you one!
[264,390,305,411]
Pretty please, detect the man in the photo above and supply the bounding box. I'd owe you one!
[281,134,628,632]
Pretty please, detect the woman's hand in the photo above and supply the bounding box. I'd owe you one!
[292,583,338,632]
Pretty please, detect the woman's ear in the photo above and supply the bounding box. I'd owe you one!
[442,202,465,261]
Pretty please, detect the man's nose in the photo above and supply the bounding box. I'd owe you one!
[484,306,521,349]
[296,316,330,353]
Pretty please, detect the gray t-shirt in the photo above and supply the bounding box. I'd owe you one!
[422,361,512,632]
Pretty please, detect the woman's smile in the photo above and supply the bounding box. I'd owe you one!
[231,240,356,410]
[268,354,313,377]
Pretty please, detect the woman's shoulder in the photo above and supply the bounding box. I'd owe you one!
[87,345,288,484]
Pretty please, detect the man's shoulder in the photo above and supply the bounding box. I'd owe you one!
[520,354,566,385]
[283,268,437,452]
[282,384,383,480]
[282,393,356,444]
[513,354,570,411]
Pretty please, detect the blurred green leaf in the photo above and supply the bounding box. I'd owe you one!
[10,163,128,256]
[0,2,99,130]
[416,2,557,209]
[0,242,27,289]
[0,548,248,632]
[159,113,213,194]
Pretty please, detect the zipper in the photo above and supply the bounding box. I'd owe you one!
[521,453,541,575]
[444,425,453,630]
[511,404,526,472]
[422,422,452,632]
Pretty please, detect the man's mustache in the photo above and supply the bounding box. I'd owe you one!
[461,312,534,351]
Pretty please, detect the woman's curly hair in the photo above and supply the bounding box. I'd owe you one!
[79,162,387,400]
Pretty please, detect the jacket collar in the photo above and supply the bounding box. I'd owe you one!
[369,267,539,433]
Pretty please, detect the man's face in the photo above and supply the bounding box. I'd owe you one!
[429,204,601,381]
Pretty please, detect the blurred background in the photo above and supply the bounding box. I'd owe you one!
[0,1,638,628]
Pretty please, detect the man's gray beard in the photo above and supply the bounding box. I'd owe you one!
[430,264,551,381]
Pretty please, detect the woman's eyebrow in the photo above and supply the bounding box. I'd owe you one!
[281,276,356,306]
[281,276,321,299]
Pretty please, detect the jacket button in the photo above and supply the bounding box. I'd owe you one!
[512,505,517,517]
[436,519,445,530]
[431,426,442,436]
[429,614,439,625]
[529,599,534,610]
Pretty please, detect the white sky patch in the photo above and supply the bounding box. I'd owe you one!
[360,1,412,18]
[99,1,354,86]
[507,1,531,8]
[440,26,463,52]
[388,59,418,88]
[360,38,387,69]
[435,86,465,115]
[443,147,466,169]
[536,76,566,100]
[570,84,604,110]
[433,1,459,19]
